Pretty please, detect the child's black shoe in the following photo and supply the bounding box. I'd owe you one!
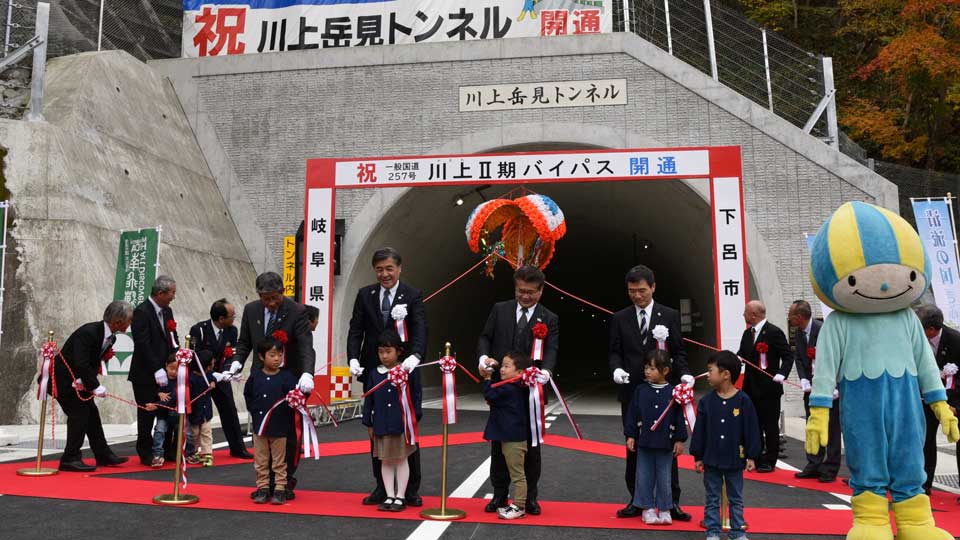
[252,488,270,504]
[390,498,406,512]
[271,491,286,505]
[377,498,395,511]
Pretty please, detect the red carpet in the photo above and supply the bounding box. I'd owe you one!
[3,433,960,535]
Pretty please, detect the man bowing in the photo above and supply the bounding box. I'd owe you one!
[347,247,427,506]
[478,265,558,516]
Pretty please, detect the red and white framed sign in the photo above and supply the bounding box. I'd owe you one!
[304,146,749,391]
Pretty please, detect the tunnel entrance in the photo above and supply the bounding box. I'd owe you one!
[306,147,748,397]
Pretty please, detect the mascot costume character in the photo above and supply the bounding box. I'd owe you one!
[807,201,960,539]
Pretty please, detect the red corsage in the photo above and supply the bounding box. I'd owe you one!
[102,348,115,361]
[806,346,816,360]
[755,342,769,354]
[223,344,234,358]
[166,319,177,332]
[272,330,289,344]
[532,322,548,339]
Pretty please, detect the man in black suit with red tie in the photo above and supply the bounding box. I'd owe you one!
[737,299,792,473]
[789,299,840,483]
[915,304,960,496]
[189,298,251,459]
[232,272,315,499]
[52,301,133,471]
[609,265,692,521]
[128,275,179,466]
[347,247,427,507]
[478,264,558,516]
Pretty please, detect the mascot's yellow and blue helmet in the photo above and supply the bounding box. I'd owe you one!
[810,201,930,314]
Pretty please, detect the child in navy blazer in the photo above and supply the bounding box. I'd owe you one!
[622,350,688,525]
[244,336,297,505]
[145,354,197,468]
[187,350,217,466]
[481,350,532,520]
[690,350,761,540]
[362,329,422,512]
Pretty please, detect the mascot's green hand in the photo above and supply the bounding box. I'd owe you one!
[805,407,830,455]
[931,401,960,443]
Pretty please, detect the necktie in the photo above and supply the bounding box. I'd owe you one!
[514,307,529,348]
[215,327,222,344]
[101,334,116,356]
[639,309,648,344]
[381,290,392,325]
[265,311,276,336]
[751,326,757,342]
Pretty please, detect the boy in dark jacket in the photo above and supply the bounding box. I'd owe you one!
[188,350,217,466]
[481,350,532,520]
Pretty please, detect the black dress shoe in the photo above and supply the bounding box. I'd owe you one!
[794,469,819,479]
[616,504,641,518]
[405,495,423,507]
[96,455,128,467]
[756,464,775,473]
[251,488,273,499]
[670,504,692,522]
[363,491,387,505]
[525,500,541,515]
[59,460,96,472]
[818,475,837,483]
[284,489,295,500]
[230,449,254,459]
[484,497,508,513]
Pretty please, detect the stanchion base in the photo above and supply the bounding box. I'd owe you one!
[420,507,467,521]
[699,520,748,532]
[16,467,58,476]
[153,493,200,505]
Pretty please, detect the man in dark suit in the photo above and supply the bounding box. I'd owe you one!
[347,247,427,507]
[916,304,960,496]
[51,301,133,471]
[737,299,792,473]
[789,300,840,482]
[478,265,558,516]
[128,275,179,466]
[232,272,315,499]
[609,264,692,521]
[189,298,251,459]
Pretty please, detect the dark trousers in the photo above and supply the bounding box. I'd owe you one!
[133,383,172,462]
[56,393,111,463]
[621,401,681,503]
[369,440,422,498]
[751,394,781,467]
[210,382,246,454]
[491,440,541,501]
[802,393,842,477]
[923,404,939,494]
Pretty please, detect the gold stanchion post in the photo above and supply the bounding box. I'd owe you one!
[18,331,60,476]
[421,342,466,521]
[154,336,199,505]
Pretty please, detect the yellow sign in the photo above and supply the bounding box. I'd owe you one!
[283,236,296,297]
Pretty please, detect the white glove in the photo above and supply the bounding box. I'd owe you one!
[349,359,364,377]
[772,374,785,384]
[298,373,315,394]
[212,372,226,382]
[613,368,630,385]
[479,355,496,373]
[154,368,167,386]
[800,378,812,393]
[401,354,420,372]
[832,389,840,400]
[536,369,551,384]
[93,385,107,398]
[230,361,242,375]
[681,374,695,387]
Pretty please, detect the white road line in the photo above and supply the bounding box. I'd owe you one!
[830,492,852,504]
[483,493,493,499]
[546,416,557,422]
[776,460,800,472]
[404,457,493,540]
[823,504,850,510]
[544,423,552,429]
[211,436,252,450]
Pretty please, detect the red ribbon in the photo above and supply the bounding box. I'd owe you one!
[807,346,816,376]
[272,330,288,368]
[756,342,769,370]
[440,355,458,425]
[530,322,548,362]
[388,365,418,445]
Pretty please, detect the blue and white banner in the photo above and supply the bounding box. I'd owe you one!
[183,0,612,58]
[912,198,960,328]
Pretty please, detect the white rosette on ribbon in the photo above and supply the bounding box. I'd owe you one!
[943,363,959,390]
[652,324,669,351]
[391,304,409,342]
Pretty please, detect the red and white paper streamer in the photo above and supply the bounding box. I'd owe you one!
[174,348,193,415]
[37,342,58,400]
[257,389,322,464]
[388,365,419,445]
[651,383,697,433]
[439,355,458,425]
[522,367,546,447]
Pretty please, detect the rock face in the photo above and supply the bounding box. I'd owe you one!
[0,50,256,424]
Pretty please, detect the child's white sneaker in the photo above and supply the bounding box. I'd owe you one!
[705,536,721,540]
[657,510,672,525]
[642,508,659,524]
[497,504,525,520]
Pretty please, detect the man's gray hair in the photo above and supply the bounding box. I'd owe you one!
[103,300,133,323]
[255,272,284,294]
[151,275,177,296]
